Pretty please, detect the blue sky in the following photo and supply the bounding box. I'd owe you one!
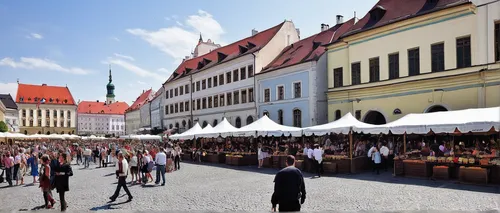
[0,0,376,105]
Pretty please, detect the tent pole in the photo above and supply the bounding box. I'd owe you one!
[349,129,353,173]
[403,133,407,153]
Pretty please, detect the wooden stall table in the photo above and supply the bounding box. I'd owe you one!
[432,165,450,180]
[295,159,304,171]
[351,156,371,173]
[218,153,226,164]
[272,155,281,169]
[459,166,489,185]
[490,165,500,184]
[337,159,351,173]
[203,153,218,164]
[232,156,244,166]
[403,160,432,178]
[225,155,233,166]
[262,157,273,168]
[242,154,257,166]
[323,162,337,174]
[393,159,404,176]
[279,155,287,168]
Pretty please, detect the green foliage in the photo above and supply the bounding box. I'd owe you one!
[0,121,8,132]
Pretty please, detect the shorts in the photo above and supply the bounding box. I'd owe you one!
[130,166,138,174]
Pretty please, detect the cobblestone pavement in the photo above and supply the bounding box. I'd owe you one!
[0,162,499,212]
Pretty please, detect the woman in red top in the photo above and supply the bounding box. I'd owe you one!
[39,155,56,209]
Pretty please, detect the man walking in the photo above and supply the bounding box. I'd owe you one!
[155,148,167,186]
[83,146,92,168]
[313,144,323,178]
[173,145,181,171]
[271,155,306,212]
[109,152,133,202]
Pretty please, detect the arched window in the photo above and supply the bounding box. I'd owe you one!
[246,116,254,125]
[278,110,284,125]
[202,121,208,128]
[213,119,218,127]
[235,117,241,128]
[46,131,50,135]
[263,111,269,117]
[37,131,41,134]
[169,124,173,129]
[293,109,302,128]
[175,123,179,129]
[61,131,64,134]
[67,110,71,117]
[335,110,341,120]
[182,120,186,127]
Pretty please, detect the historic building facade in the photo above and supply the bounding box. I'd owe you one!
[326,0,500,124]
[125,89,154,134]
[256,18,354,128]
[150,89,164,132]
[16,83,77,134]
[0,94,19,132]
[162,21,300,132]
[77,101,128,136]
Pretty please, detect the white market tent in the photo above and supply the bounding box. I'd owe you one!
[233,115,302,137]
[196,118,239,138]
[303,112,378,136]
[194,124,214,137]
[169,122,203,140]
[354,107,500,134]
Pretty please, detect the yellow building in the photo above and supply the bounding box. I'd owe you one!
[0,101,6,122]
[325,0,500,124]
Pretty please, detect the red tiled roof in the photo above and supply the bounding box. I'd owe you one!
[77,101,129,115]
[165,21,286,84]
[126,89,153,112]
[343,0,470,38]
[16,83,76,105]
[261,19,355,73]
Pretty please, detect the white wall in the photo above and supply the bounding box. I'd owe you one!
[78,113,125,136]
[473,0,500,64]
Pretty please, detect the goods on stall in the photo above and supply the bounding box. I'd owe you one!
[490,158,500,165]
[446,157,454,163]
[479,158,489,165]
[437,157,446,163]
[468,158,475,164]
[324,155,348,160]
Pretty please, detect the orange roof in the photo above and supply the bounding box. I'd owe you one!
[16,83,76,105]
[165,21,286,84]
[262,19,355,73]
[78,101,129,115]
[127,89,153,112]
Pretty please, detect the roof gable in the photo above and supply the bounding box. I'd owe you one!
[78,101,129,115]
[15,83,76,105]
[127,89,154,112]
[0,94,17,110]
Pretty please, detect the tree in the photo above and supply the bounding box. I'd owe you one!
[0,121,8,132]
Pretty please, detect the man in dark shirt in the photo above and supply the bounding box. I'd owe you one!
[271,155,306,212]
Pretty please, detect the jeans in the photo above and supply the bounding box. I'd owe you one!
[155,165,166,185]
[84,156,91,168]
[58,191,67,211]
[174,156,180,170]
[5,167,13,186]
[111,176,132,199]
[76,155,82,165]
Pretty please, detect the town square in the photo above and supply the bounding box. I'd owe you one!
[1,0,500,212]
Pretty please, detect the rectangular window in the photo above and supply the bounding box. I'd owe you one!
[170,89,173,98]
[241,89,247,104]
[208,96,212,108]
[248,65,254,77]
[293,82,301,98]
[240,67,246,80]
[369,57,380,82]
[431,43,445,72]
[388,53,400,79]
[165,90,169,99]
[170,105,173,114]
[227,92,232,105]
[456,36,471,68]
[196,81,200,91]
[496,23,499,61]
[180,86,184,95]
[234,91,239,104]
[333,68,343,88]
[220,94,225,107]
[175,103,178,113]
[233,69,239,82]
[219,74,224,85]
[277,86,284,100]
[185,101,189,112]
[408,48,420,76]
[175,88,178,96]
[351,63,361,85]
[213,76,218,87]
[226,72,231,84]
[192,100,195,111]
[202,98,207,109]
[249,88,254,102]
[207,77,212,88]
[202,79,206,90]
[264,88,270,102]
[213,95,218,108]
[197,99,201,110]
[180,102,184,112]
[185,84,189,93]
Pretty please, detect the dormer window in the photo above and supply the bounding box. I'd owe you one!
[247,42,256,49]
[217,52,227,63]
[64,99,68,103]
[49,98,53,102]
[369,5,386,22]
[28,97,31,101]
[34,97,39,102]
[239,45,248,54]
[56,98,59,103]
[419,0,440,14]
[19,97,24,102]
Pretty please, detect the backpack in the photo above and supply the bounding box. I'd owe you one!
[147,161,154,172]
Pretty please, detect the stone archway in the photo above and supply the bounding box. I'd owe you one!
[425,105,448,113]
[363,110,387,125]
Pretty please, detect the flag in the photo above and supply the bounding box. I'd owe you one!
[36,98,46,109]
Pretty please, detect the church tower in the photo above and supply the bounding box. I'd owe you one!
[106,67,115,104]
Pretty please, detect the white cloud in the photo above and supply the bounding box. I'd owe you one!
[176,21,184,27]
[164,17,171,21]
[0,82,18,99]
[111,37,120,42]
[127,10,224,61]
[103,57,165,81]
[157,68,170,73]
[26,33,43,40]
[113,53,135,61]
[137,81,146,85]
[0,57,92,75]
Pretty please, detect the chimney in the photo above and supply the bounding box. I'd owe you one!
[321,23,329,32]
[42,83,47,86]
[336,15,344,24]
[295,28,300,39]
[251,29,258,36]
[97,100,99,102]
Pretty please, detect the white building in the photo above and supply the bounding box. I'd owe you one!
[77,101,129,136]
[125,89,154,134]
[150,89,164,131]
[472,0,500,65]
[16,83,77,135]
[162,21,300,131]
[0,94,19,132]
[139,101,151,130]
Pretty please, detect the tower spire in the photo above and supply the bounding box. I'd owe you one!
[198,32,203,44]
[108,65,112,83]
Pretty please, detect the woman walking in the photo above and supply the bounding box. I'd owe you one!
[39,155,56,209]
[27,152,39,183]
[54,153,73,212]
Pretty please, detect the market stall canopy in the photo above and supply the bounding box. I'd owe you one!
[1,132,28,138]
[303,112,378,136]
[194,124,214,137]
[170,122,202,140]
[196,118,239,138]
[233,115,302,137]
[354,107,500,134]
[132,134,162,140]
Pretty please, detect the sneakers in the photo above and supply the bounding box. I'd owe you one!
[127,196,133,202]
